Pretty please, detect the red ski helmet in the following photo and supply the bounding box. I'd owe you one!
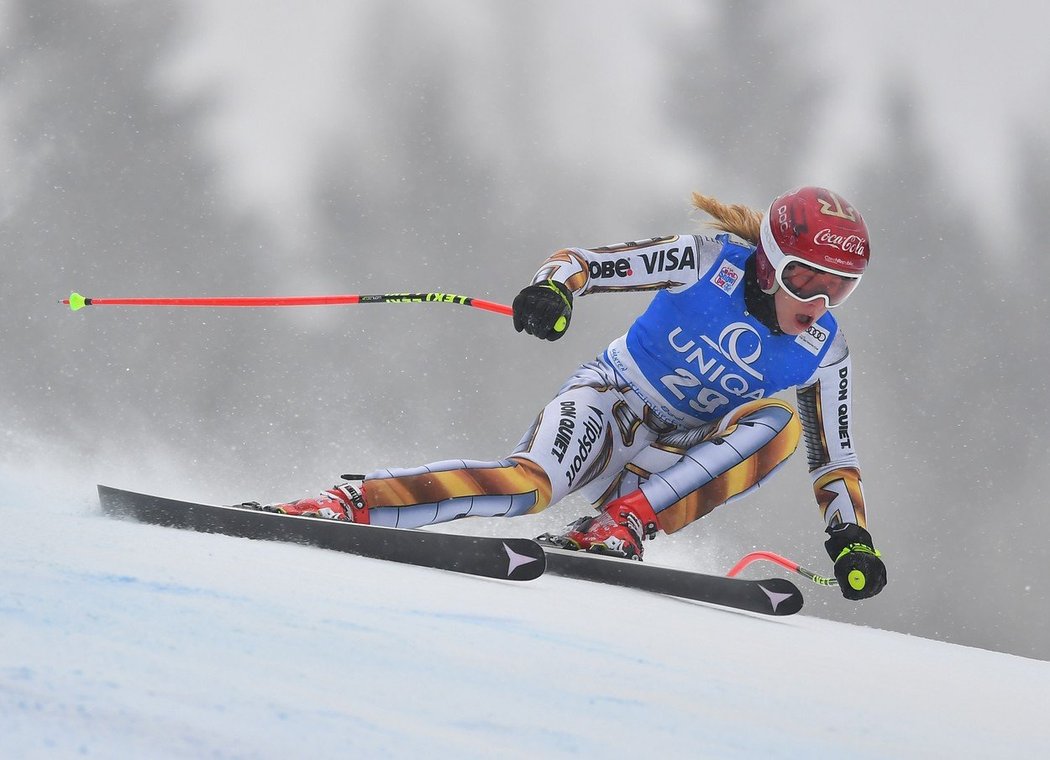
[756,186,870,307]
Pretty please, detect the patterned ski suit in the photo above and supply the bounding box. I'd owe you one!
[362,234,866,535]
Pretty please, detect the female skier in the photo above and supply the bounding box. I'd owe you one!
[267,186,887,601]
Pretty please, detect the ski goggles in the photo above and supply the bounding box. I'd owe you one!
[776,258,861,308]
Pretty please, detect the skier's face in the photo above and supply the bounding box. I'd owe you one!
[773,287,828,335]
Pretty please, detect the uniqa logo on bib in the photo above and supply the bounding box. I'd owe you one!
[660,322,766,415]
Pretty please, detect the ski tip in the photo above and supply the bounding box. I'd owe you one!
[67,292,88,311]
[502,539,546,581]
[757,579,805,615]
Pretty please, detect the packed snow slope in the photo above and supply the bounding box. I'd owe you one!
[2,484,1047,759]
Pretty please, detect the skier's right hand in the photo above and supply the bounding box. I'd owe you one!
[825,523,887,601]
[513,280,573,341]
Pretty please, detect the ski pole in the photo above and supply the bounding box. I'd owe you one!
[61,291,513,317]
[726,550,838,586]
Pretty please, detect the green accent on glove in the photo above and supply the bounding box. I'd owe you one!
[543,280,572,306]
[545,280,571,334]
[847,569,867,591]
[834,543,882,563]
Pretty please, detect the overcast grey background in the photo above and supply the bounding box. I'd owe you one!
[3,1,1048,660]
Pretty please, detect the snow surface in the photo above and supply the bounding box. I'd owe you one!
[2,482,1047,759]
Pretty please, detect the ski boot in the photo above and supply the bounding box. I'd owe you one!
[539,491,659,561]
[247,478,370,523]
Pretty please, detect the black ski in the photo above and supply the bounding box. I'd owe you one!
[540,546,804,615]
[97,485,546,581]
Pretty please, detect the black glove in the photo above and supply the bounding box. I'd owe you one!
[824,523,887,601]
[512,280,573,341]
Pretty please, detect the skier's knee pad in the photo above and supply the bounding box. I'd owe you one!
[713,397,801,459]
[642,398,801,533]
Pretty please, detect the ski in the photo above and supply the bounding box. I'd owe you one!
[97,485,546,581]
[540,546,804,615]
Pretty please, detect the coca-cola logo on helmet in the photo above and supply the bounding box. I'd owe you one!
[814,229,867,257]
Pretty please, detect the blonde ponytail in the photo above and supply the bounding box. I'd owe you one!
[691,192,763,245]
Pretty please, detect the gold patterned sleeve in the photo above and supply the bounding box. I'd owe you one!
[529,235,722,296]
[796,330,868,528]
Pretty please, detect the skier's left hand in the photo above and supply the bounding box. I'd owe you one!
[825,523,887,600]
